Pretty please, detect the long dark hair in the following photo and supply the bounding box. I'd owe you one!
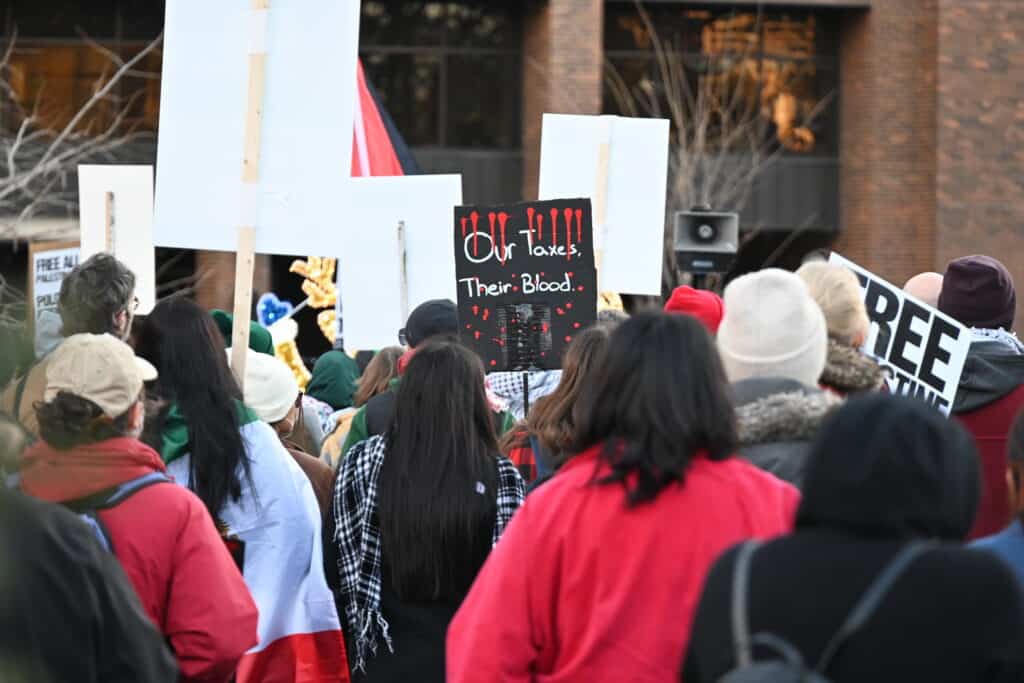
[528,325,611,464]
[378,340,499,601]
[134,298,250,518]
[573,312,737,506]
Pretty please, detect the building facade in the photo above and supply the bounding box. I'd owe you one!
[3,1,1023,321]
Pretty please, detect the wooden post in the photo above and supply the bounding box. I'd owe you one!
[231,0,270,389]
[593,139,611,278]
[103,191,116,251]
[397,220,409,324]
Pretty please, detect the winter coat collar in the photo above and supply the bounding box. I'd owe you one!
[732,378,842,448]
[820,339,885,395]
[20,437,167,503]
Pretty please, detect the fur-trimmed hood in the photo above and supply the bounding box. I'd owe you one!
[820,339,885,395]
[732,377,843,487]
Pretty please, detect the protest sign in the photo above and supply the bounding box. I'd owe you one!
[454,199,597,371]
[28,241,80,327]
[78,165,156,313]
[154,0,360,257]
[830,253,971,415]
[339,175,463,351]
[538,114,669,295]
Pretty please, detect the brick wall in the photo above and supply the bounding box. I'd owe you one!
[521,0,604,200]
[936,0,1024,327]
[834,2,939,287]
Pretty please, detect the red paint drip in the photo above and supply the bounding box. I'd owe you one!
[564,336,572,343]
[470,211,480,256]
[577,286,585,291]
[526,207,535,242]
[574,208,583,243]
[550,208,559,247]
[474,331,481,340]
[542,323,549,333]
[573,322,581,329]
[493,338,506,347]
[566,302,573,309]
[512,286,519,292]
[556,307,565,316]
[564,207,574,258]
[472,305,479,316]
[497,212,509,265]
[460,216,467,239]
[482,308,490,321]
[537,213,544,241]
[490,359,497,367]
[465,323,472,329]
[488,212,496,254]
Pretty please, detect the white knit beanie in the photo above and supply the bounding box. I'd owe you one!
[225,348,298,424]
[717,268,828,387]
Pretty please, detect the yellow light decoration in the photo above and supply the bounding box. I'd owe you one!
[317,309,338,345]
[276,339,312,390]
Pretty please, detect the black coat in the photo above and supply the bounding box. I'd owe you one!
[683,530,1024,682]
[0,489,177,682]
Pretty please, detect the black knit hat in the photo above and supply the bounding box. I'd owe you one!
[401,299,458,348]
[937,255,1016,330]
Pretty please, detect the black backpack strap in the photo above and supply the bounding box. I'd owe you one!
[730,541,762,669]
[815,541,935,672]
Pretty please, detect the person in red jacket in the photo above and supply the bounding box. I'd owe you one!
[938,255,1024,539]
[19,333,259,682]
[446,313,800,683]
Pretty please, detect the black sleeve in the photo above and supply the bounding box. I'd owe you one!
[89,548,179,682]
[322,467,342,591]
[681,545,743,683]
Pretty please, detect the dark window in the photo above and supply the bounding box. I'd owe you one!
[360,1,522,149]
[604,5,839,156]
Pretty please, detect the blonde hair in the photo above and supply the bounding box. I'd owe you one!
[797,261,870,346]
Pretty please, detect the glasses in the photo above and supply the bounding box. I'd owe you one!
[126,297,139,314]
[398,328,408,346]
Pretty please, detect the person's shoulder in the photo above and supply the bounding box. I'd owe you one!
[914,544,1024,604]
[700,454,800,495]
[3,489,109,570]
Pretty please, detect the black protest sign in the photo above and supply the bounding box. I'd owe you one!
[454,198,597,371]
[829,253,971,415]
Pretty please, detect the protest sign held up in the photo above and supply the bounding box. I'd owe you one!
[830,253,971,414]
[454,199,597,371]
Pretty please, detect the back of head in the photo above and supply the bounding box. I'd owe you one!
[903,272,944,309]
[528,325,611,458]
[228,349,298,424]
[797,393,979,541]
[306,350,360,410]
[574,312,737,505]
[938,255,1016,331]
[796,261,870,347]
[664,285,725,334]
[134,298,248,518]
[717,268,828,387]
[35,333,156,450]
[353,346,403,408]
[402,299,458,348]
[59,253,135,338]
[379,340,498,601]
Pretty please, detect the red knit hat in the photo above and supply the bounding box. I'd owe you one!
[664,286,725,333]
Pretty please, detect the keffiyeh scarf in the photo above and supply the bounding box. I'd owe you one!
[334,435,525,671]
[972,327,1024,355]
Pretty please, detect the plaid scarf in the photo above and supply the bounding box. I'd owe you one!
[334,435,525,671]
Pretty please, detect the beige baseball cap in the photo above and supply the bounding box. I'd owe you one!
[44,334,158,419]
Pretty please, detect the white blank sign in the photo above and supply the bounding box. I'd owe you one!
[153,0,360,256]
[538,114,669,295]
[338,175,463,351]
[78,165,156,313]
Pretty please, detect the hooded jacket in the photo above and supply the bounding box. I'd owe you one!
[446,443,800,683]
[19,437,259,682]
[819,339,885,396]
[952,338,1024,539]
[0,487,178,683]
[685,395,1024,682]
[733,378,842,487]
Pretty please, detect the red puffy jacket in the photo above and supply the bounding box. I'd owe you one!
[21,437,259,682]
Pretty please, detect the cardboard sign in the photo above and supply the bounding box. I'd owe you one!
[538,114,669,295]
[28,241,80,327]
[78,165,156,313]
[454,199,597,371]
[153,0,360,256]
[338,175,464,351]
[830,253,971,415]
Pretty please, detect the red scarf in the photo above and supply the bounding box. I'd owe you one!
[20,437,168,504]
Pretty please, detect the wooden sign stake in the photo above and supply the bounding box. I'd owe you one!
[230,0,270,389]
[397,220,409,324]
[103,191,116,251]
[593,140,611,276]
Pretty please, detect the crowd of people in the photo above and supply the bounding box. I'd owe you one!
[3,250,1024,682]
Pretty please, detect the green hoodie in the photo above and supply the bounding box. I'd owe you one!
[306,351,361,410]
[160,401,259,464]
